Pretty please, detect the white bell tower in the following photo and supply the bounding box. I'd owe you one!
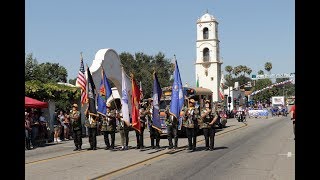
[195,11,223,102]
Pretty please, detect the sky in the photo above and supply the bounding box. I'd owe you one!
[25,0,295,87]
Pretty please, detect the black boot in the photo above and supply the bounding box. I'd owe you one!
[73,146,79,151]
[78,145,82,151]
[151,138,155,149]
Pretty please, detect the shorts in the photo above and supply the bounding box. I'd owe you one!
[54,125,61,131]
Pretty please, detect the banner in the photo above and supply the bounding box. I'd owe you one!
[151,72,162,131]
[131,73,141,133]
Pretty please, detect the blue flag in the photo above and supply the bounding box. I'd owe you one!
[169,59,184,120]
[97,68,113,116]
[152,72,162,131]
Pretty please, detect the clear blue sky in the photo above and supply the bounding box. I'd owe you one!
[26,0,294,87]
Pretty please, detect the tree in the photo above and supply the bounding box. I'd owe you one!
[119,51,174,98]
[225,66,233,75]
[264,62,272,74]
[68,78,77,85]
[258,70,264,75]
[25,53,38,81]
[33,62,68,83]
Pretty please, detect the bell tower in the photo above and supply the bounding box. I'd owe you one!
[195,11,223,102]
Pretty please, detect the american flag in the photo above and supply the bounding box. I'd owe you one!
[76,52,87,105]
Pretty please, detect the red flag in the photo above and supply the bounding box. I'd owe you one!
[131,74,141,133]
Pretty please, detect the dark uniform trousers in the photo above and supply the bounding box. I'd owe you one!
[203,126,215,149]
[135,126,145,148]
[103,130,115,148]
[167,125,178,148]
[150,126,160,148]
[186,127,198,150]
[88,127,97,149]
[73,129,82,149]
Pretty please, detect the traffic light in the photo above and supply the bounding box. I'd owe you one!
[228,96,231,104]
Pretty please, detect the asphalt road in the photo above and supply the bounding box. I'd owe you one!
[25,116,295,180]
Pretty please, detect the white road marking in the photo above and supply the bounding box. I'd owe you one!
[278,152,294,158]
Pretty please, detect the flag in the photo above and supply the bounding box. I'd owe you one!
[196,74,199,87]
[76,53,87,106]
[131,73,141,133]
[86,65,98,118]
[97,67,113,116]
[151,71,162,131]
[219,74,225,100]
[121,68,130,126]
[139,81,144,99]
[169,59,184,120]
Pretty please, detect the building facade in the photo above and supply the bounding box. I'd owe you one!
[195,11,223,102]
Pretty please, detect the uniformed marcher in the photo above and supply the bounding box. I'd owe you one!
[70,104,82,151]
[183,98,200,151]
[165,108,179,150]
[200,100,218,151]
[101,103,117,150]
[135,105,146,150]
[147,99,161,149]
[84,108,98,150]
[116,107,130,150]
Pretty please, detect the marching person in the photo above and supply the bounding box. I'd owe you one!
[85,108,98,151]
[101,103,117,150]
[165,109,179,150]
[183,98,200,151]
[200,100,218,151]
[135,105,147,150]
[147,99,161,149]
[116,106,130,150]
[70,104,82,151]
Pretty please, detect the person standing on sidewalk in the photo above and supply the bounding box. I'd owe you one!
[25,112,32,150]
[289,102,295,140]
[183,99,200,151]
[70,104,82,151]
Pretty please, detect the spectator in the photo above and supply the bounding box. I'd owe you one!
[289,103,295,140]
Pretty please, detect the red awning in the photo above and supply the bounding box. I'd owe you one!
[25,96,48,109]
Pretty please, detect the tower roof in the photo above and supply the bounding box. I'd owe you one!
[198,13,216,22]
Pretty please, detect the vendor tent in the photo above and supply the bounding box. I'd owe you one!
[25,96,48,108]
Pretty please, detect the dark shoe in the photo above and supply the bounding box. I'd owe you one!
[93,147,97,150]
[87,147,93,151]
[136,146,140,149]
[156,146,160,149]
[151,146,155,149]
[78,146,82,151]
[73,147,79,151]
[209,147,214,151]
[104,146,110,150]
[192,147,197,151]
[188,147,192,150]
[205,147,210,151]
[168,146,173,149]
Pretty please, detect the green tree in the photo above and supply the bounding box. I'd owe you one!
[119,51,174,98]
[33,62,68,83]
[264,62,272,74]
[225,66,233,75]
[25,53,38,81]
[69,78,77,85]
[258,70,264,75]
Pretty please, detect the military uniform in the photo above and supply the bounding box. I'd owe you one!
[85,112,98,150]
[200,107,216,151]
[135,108,146,149]
[183,100,200,151]
[165,113,179,149]
[101,109,116,150]
[117,111,130,150]
[147,107,161,149]
[70,104,82,151]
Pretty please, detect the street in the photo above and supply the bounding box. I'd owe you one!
[25,115,295,180]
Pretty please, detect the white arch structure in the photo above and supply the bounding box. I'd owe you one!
[87,48,132,110]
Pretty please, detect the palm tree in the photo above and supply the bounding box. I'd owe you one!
[258,70,264,75]
[225,66,233,75]
[246,67,252,76]
[264,62,272,74]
